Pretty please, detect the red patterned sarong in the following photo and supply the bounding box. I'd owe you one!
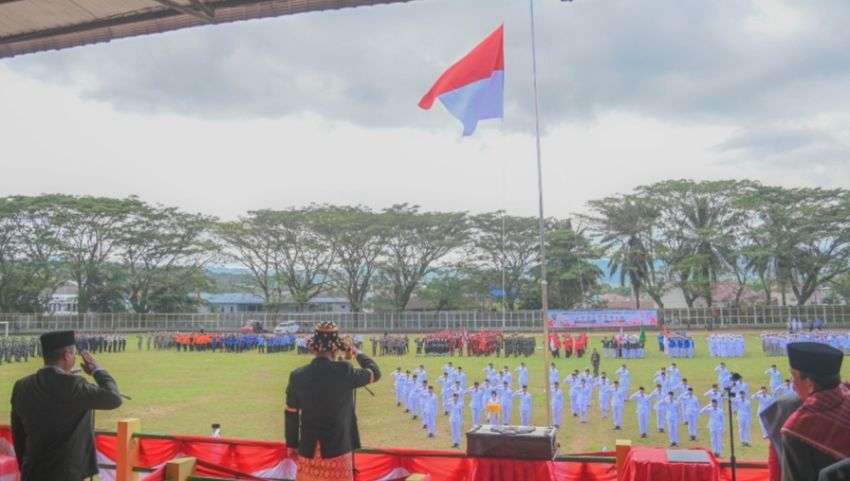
[296,442,354,481]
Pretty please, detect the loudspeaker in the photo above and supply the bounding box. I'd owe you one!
[466,425,558,460]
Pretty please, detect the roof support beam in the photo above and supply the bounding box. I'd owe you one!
[151,0,215,24]
[188,0,215,18]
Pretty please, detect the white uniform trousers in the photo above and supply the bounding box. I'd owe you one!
[450,417,462,445]
[667,417,680,445]
[637,412,649,435]
[655,408,666,430]
[686,412,699,438]
[710,429,723,456]
[738,417,751,444]
[612,404,624,427]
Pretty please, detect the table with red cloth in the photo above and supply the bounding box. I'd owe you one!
[621,447,720,481]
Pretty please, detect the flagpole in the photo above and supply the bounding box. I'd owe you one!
[528,0,551,427]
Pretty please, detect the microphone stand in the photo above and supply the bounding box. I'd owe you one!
[725,387,737,481]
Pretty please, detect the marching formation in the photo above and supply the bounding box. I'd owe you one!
[146,332,298,353]
[0,337,39,365]
[389,353,804,457]
[660,334,695,358]
[761,331,850,356]
[707,334,746,357]
[2,333,135,367]
[601,335,646,359]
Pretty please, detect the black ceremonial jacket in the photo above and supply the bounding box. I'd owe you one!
[11,367,123,481]
[285,353,380,459]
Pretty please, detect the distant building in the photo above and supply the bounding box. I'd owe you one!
[197,292,351,313]
[659,281,831,309]
[598,293,656,310]
[47,281,79,313]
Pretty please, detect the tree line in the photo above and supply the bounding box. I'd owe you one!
[581,179,850,308]
[1,180,848,313]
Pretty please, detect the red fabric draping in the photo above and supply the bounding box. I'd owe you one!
[720,464,770,481]
[0,456,19,481]
[553,460,617,481]
[622,448,720,481]
[354,449,617,481]
[0,424,768,481]
[470,457,555,481]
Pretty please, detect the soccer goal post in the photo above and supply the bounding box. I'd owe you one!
[0,321,8,338]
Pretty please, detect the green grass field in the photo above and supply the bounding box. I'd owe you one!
[2,331,849,461]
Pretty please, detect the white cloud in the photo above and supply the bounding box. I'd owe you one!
[2,0,850,221]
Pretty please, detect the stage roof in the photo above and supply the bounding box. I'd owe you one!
[0,0,415,59]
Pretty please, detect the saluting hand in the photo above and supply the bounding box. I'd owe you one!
[79,350,101,375]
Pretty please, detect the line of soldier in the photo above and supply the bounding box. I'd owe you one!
[370,335,410,356]
[761,330,850,356]
[0,337,39,365]
[601,335,646,358]
[75,333,128,353]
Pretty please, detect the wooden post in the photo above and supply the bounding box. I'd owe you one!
[615,439,632,481]
[165,457,197,481]
[116,418,141,481]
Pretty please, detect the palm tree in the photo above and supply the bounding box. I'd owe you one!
[583,195,657,309]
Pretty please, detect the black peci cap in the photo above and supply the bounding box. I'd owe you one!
[787,342,843,376]
[40,330,75,353]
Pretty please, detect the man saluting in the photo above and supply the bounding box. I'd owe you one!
[285,322,380,481]
[11,330,123,481]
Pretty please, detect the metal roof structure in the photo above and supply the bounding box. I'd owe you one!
[0,0,415,58]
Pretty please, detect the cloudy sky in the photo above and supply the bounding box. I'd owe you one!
[2,0,850,221]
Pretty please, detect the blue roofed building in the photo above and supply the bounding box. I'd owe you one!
[198,292,350,313]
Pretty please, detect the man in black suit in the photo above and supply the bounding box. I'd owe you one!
[11,330,123,481]
[285,321,380,481]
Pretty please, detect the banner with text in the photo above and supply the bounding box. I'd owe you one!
[548,310,658,329]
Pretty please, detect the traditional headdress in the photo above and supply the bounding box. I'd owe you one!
[307,321,344,353]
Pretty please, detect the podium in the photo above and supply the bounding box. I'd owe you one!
[466,425,558,460]
[622,447,720,481]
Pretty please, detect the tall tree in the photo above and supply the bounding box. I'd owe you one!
[318,206,388,314]
[583,194,660,308]
[274,207,336,311]
[53,195,142,313]
[380,204,469,310]
[468,212,540,310]
[121,205,217,313]
[641,180,753,307]
[522,222,603,309]
[415,266,478,311]
[0,198,28,311]
[757,186,850,305]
